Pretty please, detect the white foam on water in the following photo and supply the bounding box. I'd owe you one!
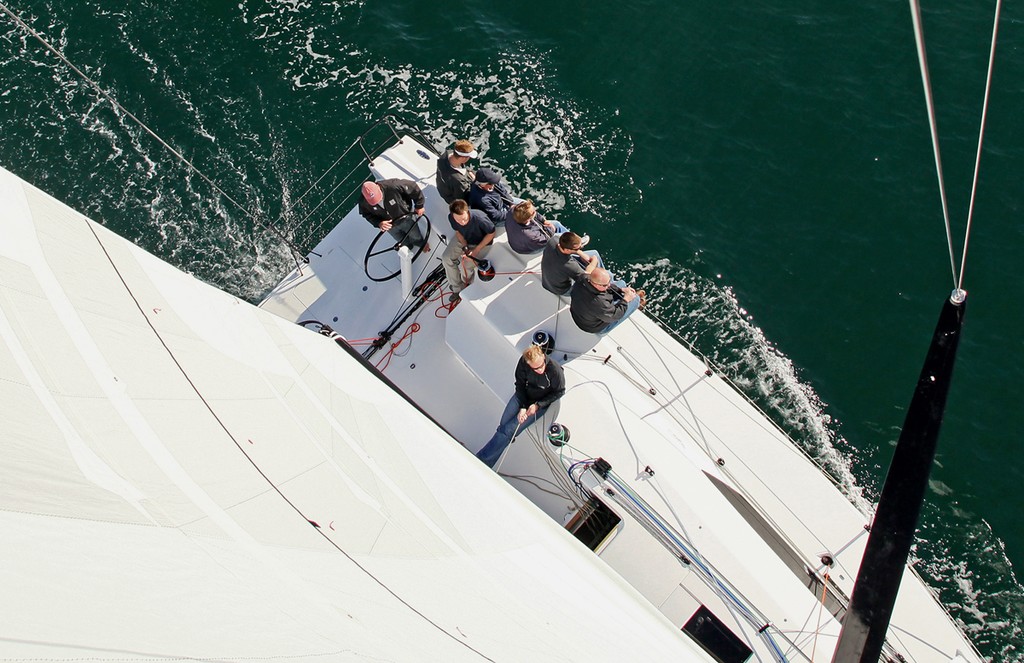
[915,508,1024,661]
[246,4,637,221]
[3,7,301,303]
[620,258,869,511]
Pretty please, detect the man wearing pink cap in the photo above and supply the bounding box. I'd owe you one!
[358,178,429,252]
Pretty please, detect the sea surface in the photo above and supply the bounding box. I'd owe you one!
[2,0,1022,659]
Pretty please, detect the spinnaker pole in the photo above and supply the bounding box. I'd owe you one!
[832,289,966,663]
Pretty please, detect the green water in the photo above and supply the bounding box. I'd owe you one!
[2,0,1022,658]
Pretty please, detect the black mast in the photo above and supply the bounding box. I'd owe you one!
[832,290,966,663]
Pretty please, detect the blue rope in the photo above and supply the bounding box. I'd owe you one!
[604,472,791,662]
[559,455,792,660]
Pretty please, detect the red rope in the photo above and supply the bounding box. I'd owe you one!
[458,254,476,285]
[375,322,421,372]
[344,336,382,346]
[420,282,446,304]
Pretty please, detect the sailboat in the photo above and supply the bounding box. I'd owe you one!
[0,0,999,660]
[255,123,982,663]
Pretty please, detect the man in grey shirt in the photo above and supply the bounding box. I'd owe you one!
[540,232,599,295]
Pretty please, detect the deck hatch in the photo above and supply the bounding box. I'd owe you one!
[682,605,752,663]
[565,497,621,551]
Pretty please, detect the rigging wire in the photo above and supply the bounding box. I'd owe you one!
[0,2,307,266]
[297,160,366,229]
[293,140,363,206]
[535,431,590,505]
[568,336,856,569]
[556,449,795,658]
[959,0,1003,291]
[907,0,957,288]
[909,0,1003,290]
[499,471,573,500]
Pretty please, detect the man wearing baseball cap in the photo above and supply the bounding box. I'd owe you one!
[435,139,478,204]
[468,167,514,227]
[358,178,429,252]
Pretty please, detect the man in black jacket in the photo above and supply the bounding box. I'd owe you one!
[476,345,565,468]
[435,139,477,204]
[569,268,644,334]
[359,179,430,251]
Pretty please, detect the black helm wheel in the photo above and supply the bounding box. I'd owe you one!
[363,214,432,282]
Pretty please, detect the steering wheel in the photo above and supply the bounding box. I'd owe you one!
[363,213,433,282]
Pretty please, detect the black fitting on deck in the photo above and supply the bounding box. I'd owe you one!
[371,331,392,349]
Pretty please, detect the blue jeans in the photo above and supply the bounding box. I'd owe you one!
[599,283,641,334]
[571,249,603,270]
[476,396,548,468]
[387,214,425,250]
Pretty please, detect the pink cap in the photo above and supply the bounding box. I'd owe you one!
[362,181,383,205]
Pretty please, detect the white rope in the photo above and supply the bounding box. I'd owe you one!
[492,419,524,473]
[908,0,958,288]
[959,0,1004,291]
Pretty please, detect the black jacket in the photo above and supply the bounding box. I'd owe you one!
[358,178,425,228]
[435,153,474,204]
[513,356,565,409]
[570,280,627,333]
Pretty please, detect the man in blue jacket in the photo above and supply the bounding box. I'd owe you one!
[468,167,514,226]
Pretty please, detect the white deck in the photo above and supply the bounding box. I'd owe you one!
[259,136,983,663]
